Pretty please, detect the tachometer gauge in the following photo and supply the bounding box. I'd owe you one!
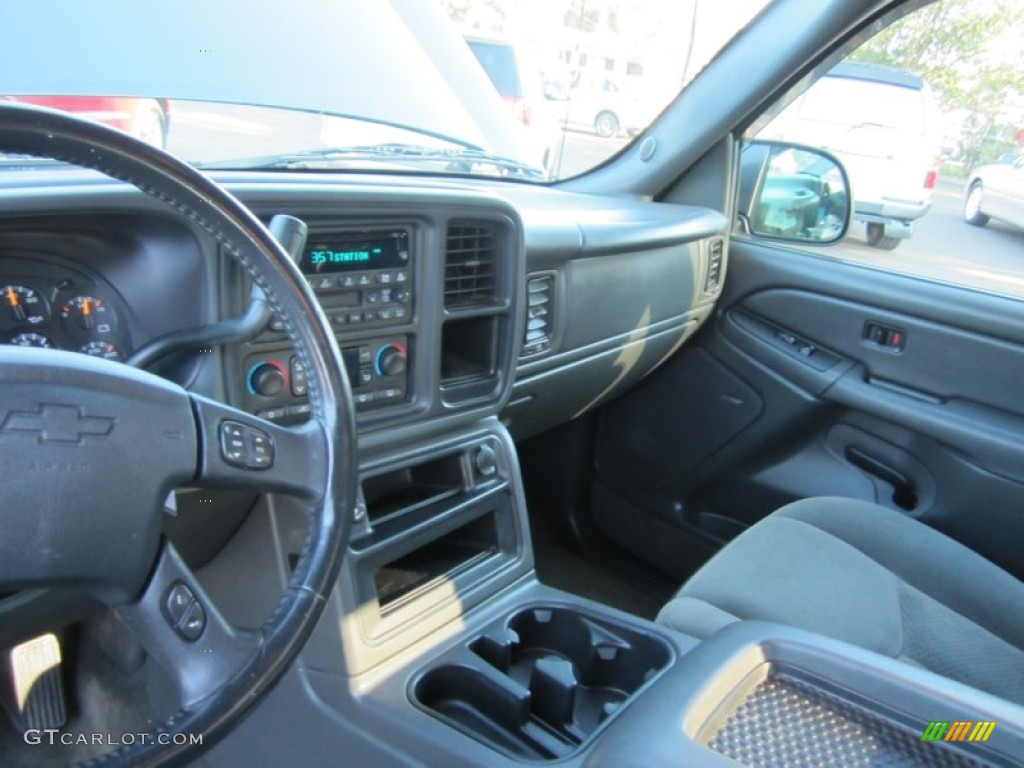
[2,284,48,327]
[80,340,122,361]
[60,295,117,335]
[9,332,55,348]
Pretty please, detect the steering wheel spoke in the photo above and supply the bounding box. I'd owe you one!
[190,393,329,501]
[114,543,259,709]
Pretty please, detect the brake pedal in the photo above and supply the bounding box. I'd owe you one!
[5,633,67,731]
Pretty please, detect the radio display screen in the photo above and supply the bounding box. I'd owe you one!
[301,230,409,274]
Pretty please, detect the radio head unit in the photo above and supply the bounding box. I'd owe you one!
[301,229,409,275]
[299,228,413,330]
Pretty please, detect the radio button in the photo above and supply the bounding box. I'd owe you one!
[340,275,357,288]
[348,312,363,324]
[393,308,407,321]
[357,274,372,287]
[314,276,334,291]
[288,403,312,417]
[377,272,393,285]
[395,270,408,283]
[289,356,308,398]
[365,291,380,304]
[378,308,394,321]
[256,407,288,420]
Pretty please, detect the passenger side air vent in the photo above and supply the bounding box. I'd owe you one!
[704,238,724,294]
[445,222,498,309]
[522,273,555,357]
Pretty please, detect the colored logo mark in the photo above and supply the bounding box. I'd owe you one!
[921,720,996,742]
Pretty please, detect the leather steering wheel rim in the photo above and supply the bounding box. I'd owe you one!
[0,102,357,767]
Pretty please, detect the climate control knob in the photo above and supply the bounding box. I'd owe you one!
[248,361,287,397]
[375,344,407,377]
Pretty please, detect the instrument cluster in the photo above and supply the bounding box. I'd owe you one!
[1,261,132,362]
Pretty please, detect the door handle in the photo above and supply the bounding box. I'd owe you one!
[845,446,918,510]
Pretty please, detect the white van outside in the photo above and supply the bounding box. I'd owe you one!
[761,61,941,250]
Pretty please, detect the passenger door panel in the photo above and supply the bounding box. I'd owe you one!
[592,238,1024,581]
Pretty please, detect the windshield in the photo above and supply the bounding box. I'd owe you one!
[0,0,772,182]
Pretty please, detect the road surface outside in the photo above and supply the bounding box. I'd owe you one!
[166,102,1022,299]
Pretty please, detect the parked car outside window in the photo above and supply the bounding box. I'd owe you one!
[759,61,941,250]
[2,96,170,148]
[464,35,559,174]
[964,154,1024,230]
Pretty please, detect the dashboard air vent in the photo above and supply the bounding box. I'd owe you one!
[522,273,554,356]
[704,238,724,294]
[445,222,498,309]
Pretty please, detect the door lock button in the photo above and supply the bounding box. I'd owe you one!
[864,322,905,351]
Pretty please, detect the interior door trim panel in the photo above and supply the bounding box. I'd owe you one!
[738,288,1024,418]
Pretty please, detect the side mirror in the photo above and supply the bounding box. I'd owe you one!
[738,140,851,244]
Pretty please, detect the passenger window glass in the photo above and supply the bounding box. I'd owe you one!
[748,0,1024,299]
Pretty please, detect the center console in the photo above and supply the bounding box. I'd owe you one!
[210,201,1023,768]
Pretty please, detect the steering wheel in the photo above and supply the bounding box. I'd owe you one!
[0,103,357,766]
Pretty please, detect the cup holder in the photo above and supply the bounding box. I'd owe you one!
[413,606,672,760]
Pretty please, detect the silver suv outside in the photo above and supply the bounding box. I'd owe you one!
[761,61,940,250]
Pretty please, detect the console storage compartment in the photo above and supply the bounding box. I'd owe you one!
[339,432,525,655]
[413,605,673,761]
[373,511,500,612]
[676,624,1023,768]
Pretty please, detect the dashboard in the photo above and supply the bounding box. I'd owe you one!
[0,169,727,451]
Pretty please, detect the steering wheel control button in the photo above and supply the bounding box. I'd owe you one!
[219,420,275,470]
[248,430,274,469]
[164,582,196,627]
[162,583,206,642]
[178,601,207,642]
[220,422,248,466]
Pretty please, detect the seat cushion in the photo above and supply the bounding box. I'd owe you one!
[657,497,1024,704]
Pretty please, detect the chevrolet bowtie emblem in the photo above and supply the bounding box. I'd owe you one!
[0,403,115,444]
